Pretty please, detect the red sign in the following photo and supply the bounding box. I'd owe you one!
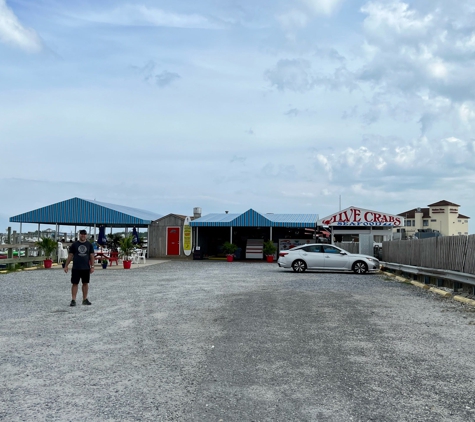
[321,207,402,227]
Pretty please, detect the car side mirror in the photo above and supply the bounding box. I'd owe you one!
[340,251,347,255]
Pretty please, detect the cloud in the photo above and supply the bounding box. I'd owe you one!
[313,134,475,190]
[300,0,345,16]
[155,71,181,88]
[265,59,315,92]
[265,59,356,92]
[358,1,475,107]
[0,0,43,52]
[134,61,181,87]
[231,155,246,163]
[284,107,316,117]
[82,4,219,29]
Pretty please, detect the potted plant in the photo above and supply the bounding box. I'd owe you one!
[222,241,238,262]
[263,240,277,263]
[118,235,135,269]
[35,237,57,268]
[101,258,108,269]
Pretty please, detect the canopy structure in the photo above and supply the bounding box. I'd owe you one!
[190,209,318,228]
[9,197,162,228]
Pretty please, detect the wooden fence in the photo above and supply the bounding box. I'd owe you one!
[335,242,359,254]
[382,235,475,276]
[0,243,50,268]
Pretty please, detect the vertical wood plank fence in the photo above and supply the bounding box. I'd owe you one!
[383,235,475,276]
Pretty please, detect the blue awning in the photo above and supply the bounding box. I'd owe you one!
[9,197,162,227]
[190,209,318,228]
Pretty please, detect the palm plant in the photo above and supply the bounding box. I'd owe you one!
[35,237,57,259]
[222,241,238,255]
[263,240,277,256]
[118,235,135,261]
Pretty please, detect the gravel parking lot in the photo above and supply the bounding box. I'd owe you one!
[2,260,475,421]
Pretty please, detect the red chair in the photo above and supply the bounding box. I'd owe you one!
[108,251,119,266]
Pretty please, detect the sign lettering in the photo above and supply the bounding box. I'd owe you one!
[322,207,402,227]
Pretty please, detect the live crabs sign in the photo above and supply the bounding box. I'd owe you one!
[319,207,403,227]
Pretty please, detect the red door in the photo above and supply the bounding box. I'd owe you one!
[167,227,180,255]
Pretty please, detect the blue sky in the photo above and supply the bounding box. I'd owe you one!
[1,0,475,233]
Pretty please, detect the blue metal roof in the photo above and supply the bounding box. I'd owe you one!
[9,197,162,227]
[190,209,318,228]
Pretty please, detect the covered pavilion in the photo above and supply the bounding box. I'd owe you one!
[9,197,162,241]
[189,209,319,258]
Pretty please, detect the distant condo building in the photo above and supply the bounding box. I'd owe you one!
[395,200,470,239]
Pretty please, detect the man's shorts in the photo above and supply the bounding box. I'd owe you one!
[71,269,91,285]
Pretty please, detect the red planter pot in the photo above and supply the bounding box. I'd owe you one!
[123,260,132,269]
[266,255,274,263]
[43,259,53,269]
[226,255,234,262]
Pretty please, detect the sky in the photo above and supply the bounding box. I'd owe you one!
[1,0,475,234]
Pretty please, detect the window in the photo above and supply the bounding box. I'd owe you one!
[322,246,341,254]
[406,220,412,227]
[303,245,322,253]
[423,220,429,227]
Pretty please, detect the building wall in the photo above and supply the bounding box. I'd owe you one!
[148,215,187,258]
[402,204,469,237]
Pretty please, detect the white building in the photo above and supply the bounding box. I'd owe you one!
[396,200,470,238]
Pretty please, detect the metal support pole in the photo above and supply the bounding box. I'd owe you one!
[230,226,233,244]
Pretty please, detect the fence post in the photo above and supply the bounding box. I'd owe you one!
[6,227,13,271]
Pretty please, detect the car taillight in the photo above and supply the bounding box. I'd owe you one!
[279,252,288,257]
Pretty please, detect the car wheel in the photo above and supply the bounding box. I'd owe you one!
[292,260,307,272]
[352,261,368,274]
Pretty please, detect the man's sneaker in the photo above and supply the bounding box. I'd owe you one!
[82,299,92,305]
[70,300,76,307]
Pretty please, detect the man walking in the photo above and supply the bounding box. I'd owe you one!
[64,229,95,306]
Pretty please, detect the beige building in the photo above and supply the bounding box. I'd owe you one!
[396,200,470,238]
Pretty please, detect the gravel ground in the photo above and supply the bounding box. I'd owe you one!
[1,261,475,422]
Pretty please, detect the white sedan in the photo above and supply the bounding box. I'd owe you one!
[277,243,380,274]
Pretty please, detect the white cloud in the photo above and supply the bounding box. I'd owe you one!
[361,1,433,38]
[313,133,475,190]
[0,0,42,52]
[84,4,218,29]
[265,58,356,92]
[350,0,475,131]
[459,103,475,124]
[265,59,315,92]
[301,0,345,16]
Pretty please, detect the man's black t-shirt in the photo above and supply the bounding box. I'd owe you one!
[69,241,94,270]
